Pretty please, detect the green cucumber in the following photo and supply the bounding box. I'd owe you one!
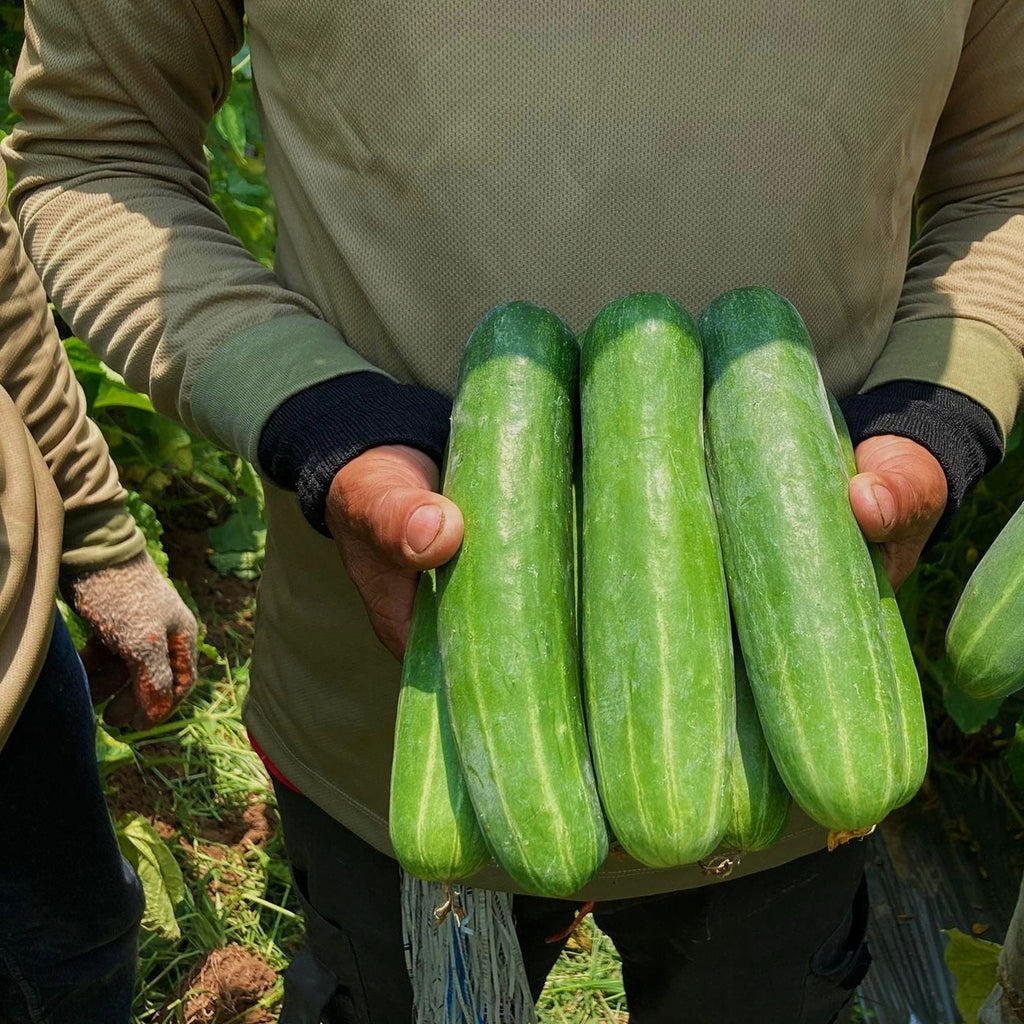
[701,287,906,832]
[829,395,928,807]
[437,302,608,897]
[721,642,791,852]
[579,292,733,867]
[389,572,490,881]
[947,500,1024,701]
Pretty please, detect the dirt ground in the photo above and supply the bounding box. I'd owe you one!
[181,944,278,1024]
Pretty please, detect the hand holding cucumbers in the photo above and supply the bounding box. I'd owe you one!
[325,443,463,658]
[847,433,948,589]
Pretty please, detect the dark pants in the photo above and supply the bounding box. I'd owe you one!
[274,780,871,1024]
[0,614,144,1024]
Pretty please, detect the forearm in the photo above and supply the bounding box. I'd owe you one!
[0,203,142,572]
[258,373,452,534]
[4,0,388,467]
[861,0,1024,442]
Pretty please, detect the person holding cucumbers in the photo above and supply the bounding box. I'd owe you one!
[4,1,1021,1020]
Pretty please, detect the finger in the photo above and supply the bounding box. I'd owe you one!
[168,632,197,701]
[848,470,905,543]
[328,445,464,570]
[847,435,947,589]
[847,436,947,543]
[125,637,177,730]
[339,535,420,660]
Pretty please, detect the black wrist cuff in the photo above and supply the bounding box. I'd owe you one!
[838,381,1002,546]
[257,372,452,535]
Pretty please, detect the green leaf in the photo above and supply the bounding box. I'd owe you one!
[943,677,1005,735]
[207,494,266,580]
[125,492,170,577]
[212,95,247,158]
[56,594,92,650]
[944,928,1002,1024]
[1006,416,1022,455]
[233,459,264,501]
[95,723,135,769]
[116,813,185,940]
[92,375,155,412]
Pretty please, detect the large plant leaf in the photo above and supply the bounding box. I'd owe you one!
[207,494,266,580]
[63,337,155,412]
[944,928,1001,1024]
[935,653,1005,735]
[116,813,185,940]
[56,594,92,650]
[125,491,170,577]
[95,723,135,770]
[942,679,1005,735]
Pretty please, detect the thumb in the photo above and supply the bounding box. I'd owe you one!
[326,444,464,569]
[847,472,903,542]
[847,435,947,544]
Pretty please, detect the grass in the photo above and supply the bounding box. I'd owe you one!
[109,655,301,1022]
[536,919,627,1023]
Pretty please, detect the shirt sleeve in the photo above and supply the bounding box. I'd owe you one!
[0,200,144,575]
[1,0,390,469]
[861,0,1024,442]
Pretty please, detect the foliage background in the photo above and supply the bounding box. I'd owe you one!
[2,4,1024,1021]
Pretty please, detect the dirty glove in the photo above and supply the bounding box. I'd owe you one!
[68,551,198,729]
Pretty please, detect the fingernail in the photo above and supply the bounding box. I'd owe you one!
[407,505,443,554]
[872,484,895,529]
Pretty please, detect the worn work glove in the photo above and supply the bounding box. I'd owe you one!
[68,551,198,729]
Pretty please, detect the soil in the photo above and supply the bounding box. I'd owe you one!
[162,524,257,658]
[193,801,276,850]
[181,944,278,1024]
[105,740,185,833]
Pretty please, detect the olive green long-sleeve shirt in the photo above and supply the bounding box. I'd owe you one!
[0,152,144,750]
[5,0,1023,895]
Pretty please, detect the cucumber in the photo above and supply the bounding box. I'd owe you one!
[389,572,490,882]
[829,395,928,807]
[947,500,1024,701]
[437,301,608,897]
[578,292,733,867]
[701,287,906,831]
[721,642,791,853]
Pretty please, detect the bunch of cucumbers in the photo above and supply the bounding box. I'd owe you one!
[390,287,930,898]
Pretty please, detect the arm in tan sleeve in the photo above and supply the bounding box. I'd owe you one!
[0,200,144,575]
[1,0,387,468]
[862,0,1024,440]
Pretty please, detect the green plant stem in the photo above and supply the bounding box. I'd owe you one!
[118,712,238,742]
[983,761,1024,831]
[541,980,626,996]
[242,895,299,919]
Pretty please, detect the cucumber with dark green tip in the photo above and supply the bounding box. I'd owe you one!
[701,287,907,832]
[437,301,607,897]
[579,292,733,867]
